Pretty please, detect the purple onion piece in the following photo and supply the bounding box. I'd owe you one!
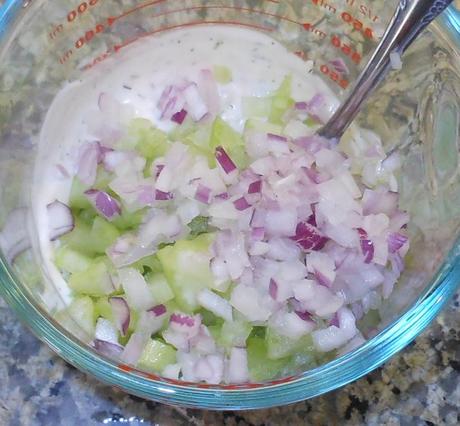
[171,109,188,124]
[47,200,75,241]
[149,304,167,317]
[195,184,212,204]
[155,189,174,201]
[215,192,229,200]
[248,180,262,194]
[93,339,124,358]
[233,197,251,211]
[295,310,314,322]
[109,297,130,336]
[85,190,121,220]
[267,133,288,142]
[329,313,340,328]
[291,221,328,251]
[170,313,195,327]
[357,228,374,263]
[387,232,408,253]
[315,269,332,288]
[269,278,278,300]
[215,146,237,174]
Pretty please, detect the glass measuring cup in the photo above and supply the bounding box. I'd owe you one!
[0,0,460,409]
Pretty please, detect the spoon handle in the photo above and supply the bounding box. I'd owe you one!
[319,0,453,139]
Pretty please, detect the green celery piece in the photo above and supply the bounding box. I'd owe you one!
[146,272,175,304]
[213,65,233,84]
[93,166,113,191]
[13,251,42,291]
[79,208,96,225]
[89,216,120,254]
[137,339,177,373]
[61,218,95,256]
[265,329,315,360]
[247,337,291,382]
[183,122,214,165]
[68,258,114,296]
[94,296,114,322]
[218,320,252,348]
[112,207,145,231]
[244,118,283,135]
[210,117,248,169]
[55,296,95,342]
[132,255,163,275]
[69,178,92,210]
[269,75,294,125]
[54,246,93,274]
[157,233,215,312]
[242,96,272,118]
[130,118,169,160]
[198,308,225,328]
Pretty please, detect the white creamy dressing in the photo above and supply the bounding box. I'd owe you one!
[33,25,339,307]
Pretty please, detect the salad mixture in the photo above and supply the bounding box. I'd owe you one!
[35,27,409,384]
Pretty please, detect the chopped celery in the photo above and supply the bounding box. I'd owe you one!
[79,208,96,225]
[198,308,224,328]
[217,320,252,348]
[244,118,283,135]
[210,117,248,169]
[157,233,215,312]
[247,337,290,382]
[69,178,91,210]
[213,65,232,84]
[112,207,145,231]
[242,96,272,118]
[132,255,163,275]
[93,166,113,191]
[137,339,177,373]
[68,258,114,296]
[182,122,214,164]
[269,75,294,125]
[358,309,381,336]
[94,296,114,322]
[265,328,315,360]
[61,218,94,255]
[130,118,169,160]
[55,296,95,342]
[89,216,120,254]
[54,246,92,274]
[146,273,175,304]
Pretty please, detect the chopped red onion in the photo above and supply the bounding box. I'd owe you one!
[171,109,188,124]
[269,278,278,300]
[387,232,408,253]
[251,227,265,241]
[195,184,212,204]
[197,289,233,322]
[121,332,149,364]
[215,192,229,200]
[197,69,220,116]
[155,189,174,201]
[226,347,249,384]
[109,297,130,336]
[93,339,124,358]
[267,133,288,143]
[149,304,167,317]
[170,313,196,327]
[291,221,328,251]
[248,180,262,194]
[329,312,340,327]
[215,146,237,174]
[47,200,75,241]
[95,317,119,345]
[295,310,314,322]
[233,197,251,211]
[357,228,374,263]
[85,189,121,220]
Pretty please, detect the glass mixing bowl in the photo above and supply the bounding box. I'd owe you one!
[0,0,459,409]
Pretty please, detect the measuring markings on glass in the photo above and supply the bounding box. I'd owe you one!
[319,63,349,89]
[310,0,377,39]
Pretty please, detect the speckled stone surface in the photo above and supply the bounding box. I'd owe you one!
[0,292,458,426]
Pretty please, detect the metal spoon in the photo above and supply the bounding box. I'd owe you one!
[319,0,454,140]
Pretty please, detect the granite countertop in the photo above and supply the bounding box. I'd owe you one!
[0,292,458,426]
